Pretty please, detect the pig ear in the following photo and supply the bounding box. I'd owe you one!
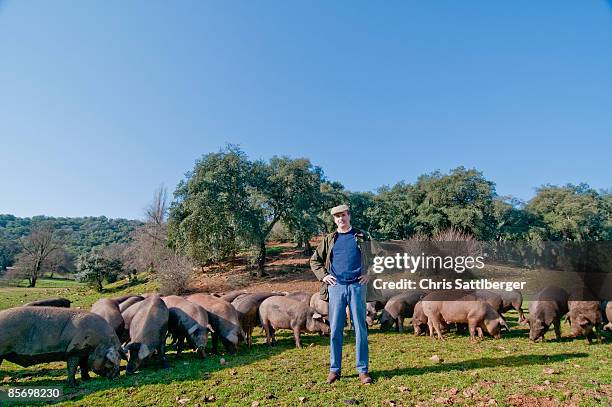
[313,312,323,320]
[138,344,151,360]
[105,348,120,365]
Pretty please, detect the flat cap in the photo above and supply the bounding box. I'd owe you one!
[330,204,350,215]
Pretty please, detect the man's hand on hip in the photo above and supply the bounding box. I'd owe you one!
[322,275,337,286]
[358,275,370,285]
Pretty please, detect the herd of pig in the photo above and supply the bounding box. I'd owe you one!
[0,286,609,387]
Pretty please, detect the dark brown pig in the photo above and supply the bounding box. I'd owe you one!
[259,296,330,348]
[231,292,281,347]
[421,292,508,341]
[218,290,249,303]
[526,286,569,342]
[494,290,525,323]
[120,298,145,336]
[162,295,211,357]
[473,290,504,314]
[91,298,127,341]
[118,296,145,312]
[0,307,123,386]
[379,291,427,332]
[23,297,71,307]
[186,293,244,355]
[113,295,137,304]
[567,291,603,344]
[124,295,169,374]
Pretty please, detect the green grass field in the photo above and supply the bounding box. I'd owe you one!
[0,278,610,406]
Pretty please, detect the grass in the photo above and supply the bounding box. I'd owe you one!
[0,274,157,310]
[0,279,610,406]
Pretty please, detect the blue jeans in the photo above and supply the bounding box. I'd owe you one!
[328,282,369,374]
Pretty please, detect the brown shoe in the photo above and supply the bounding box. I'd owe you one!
[326,372,340,384]
[359,373,372,384]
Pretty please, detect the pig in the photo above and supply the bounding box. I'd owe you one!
[308,293,367,330]
[567,291,603,344]
[124,295,169,374]
[231,292,282,347]
[379,291,427,332]
[494,290,525,323]
[411,301,429,336]
[370,289,405,312]
[162,295,211,357]
[365,302,378,326]
[309,292,334,318]
[603,301,612,331]
[91,298,127,341]
[526,286,569,342]
[113,295,137,304]
[23,297,71,308]
[0,307,123,386]
[219,290,249,303]
[186,293,245,355]
[258,296,330,348]
[421,292,508,341]
[284,291,312,304]
[118,296,145,312]
[473,290,504,314]
[120,298,145,336]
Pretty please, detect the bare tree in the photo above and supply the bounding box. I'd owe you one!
[146,184,168,227]
[14,222,65,287]
[124,185,169,273]
[43,248,75,278]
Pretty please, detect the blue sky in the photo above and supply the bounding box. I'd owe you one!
[1,1,611,220]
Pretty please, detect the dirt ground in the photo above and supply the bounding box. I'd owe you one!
[190,241,321,294]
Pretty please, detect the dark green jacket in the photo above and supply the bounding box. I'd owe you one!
[309,228,382,302]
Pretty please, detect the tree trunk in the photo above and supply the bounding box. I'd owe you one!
[29,261,41,287]
[302,237,313,256]
[96,277,103,292]
[256,240,267,277]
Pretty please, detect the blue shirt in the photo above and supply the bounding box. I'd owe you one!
[330,228,362,284]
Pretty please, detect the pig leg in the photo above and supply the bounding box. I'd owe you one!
[468,325,476,341]
[159,342,170,369]
[79,356,91,381]
[66,356,80,387]
[293,328,302,349]
[262,322,275,346]
[211,332,220,355]
[398,317,405,333]
[247,326,253,347]
[553,319,562,341]
[429,317,445,340]
[595,325,603,344]
[176,334,185,356]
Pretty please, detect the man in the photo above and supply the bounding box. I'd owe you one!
[309,204,373,385]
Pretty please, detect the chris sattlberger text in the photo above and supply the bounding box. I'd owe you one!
[372,278,527,292]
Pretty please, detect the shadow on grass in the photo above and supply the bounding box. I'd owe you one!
[369,352,590,380]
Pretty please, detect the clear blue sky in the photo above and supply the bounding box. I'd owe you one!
[1,1,611,220]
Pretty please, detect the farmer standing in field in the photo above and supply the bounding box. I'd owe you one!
[310,204,375,385]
